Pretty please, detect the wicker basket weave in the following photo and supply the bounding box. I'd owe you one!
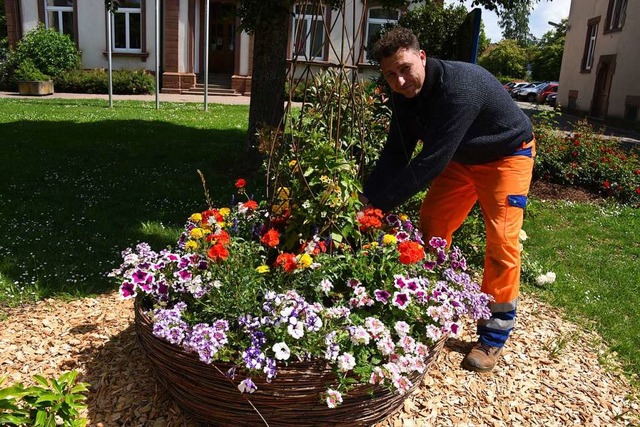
[135,304,445,426]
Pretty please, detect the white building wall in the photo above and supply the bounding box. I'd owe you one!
[18,0,39,33]
[178,0,189,73]
[558,0,640,120]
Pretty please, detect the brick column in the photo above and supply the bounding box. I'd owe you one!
[162,0,195,93]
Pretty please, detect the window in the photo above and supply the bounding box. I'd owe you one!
[292,3,326,61]
[365,7,400,61]
[605,0,627,31]
[44,0,74,40]
[582,20,598,72]
[113,0,142,52]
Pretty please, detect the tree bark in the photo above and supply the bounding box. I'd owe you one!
[245,11,289,161]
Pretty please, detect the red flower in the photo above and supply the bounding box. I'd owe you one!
[357,208,383,231]
[202,209,223,225]
[276,253,298,273]
[207,243,229,262]
[397,241,424,265]
[634,169,640,175]
[603,180,611,189]
[261,228,280,247]
[635,187,640,195]
[207,230,230,246]
[243,200,258,210]
[235,178,247,189]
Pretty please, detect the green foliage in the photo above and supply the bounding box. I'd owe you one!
[13,24,80,78]
[54,69,156,95]
[13,58,50,81]
[533,112,640,207]
[261,68,391,250]
[497,0,532,46]
[0,372,89,427]
[529,20,566,81]
[396,2,469,60]
[478,39,527,79]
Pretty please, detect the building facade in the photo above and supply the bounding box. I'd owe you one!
[4,0,408,95]
[558,0,639,123]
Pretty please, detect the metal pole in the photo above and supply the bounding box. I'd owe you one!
[203,0,210,111]
[107,6,113,108]
[155,0,160,109]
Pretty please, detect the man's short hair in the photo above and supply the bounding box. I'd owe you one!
[372,27,420,63]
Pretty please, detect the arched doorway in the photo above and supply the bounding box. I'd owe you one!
[590,55,616,119]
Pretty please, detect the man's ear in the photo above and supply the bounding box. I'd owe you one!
[420,50,426,66]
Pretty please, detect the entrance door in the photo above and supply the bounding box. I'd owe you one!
[591,55,616,118]
[208,2,236,74]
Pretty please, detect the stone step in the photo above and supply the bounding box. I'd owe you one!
[182,88,241,96]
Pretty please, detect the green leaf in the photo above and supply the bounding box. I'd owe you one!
[33,375,49,388]
[330,232,343,243]
[0,413,32,425]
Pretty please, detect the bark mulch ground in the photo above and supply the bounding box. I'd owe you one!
[1,291,638,426]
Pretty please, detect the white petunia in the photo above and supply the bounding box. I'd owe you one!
[272,342,291,360]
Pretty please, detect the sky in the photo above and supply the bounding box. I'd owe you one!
[444,0,572,43]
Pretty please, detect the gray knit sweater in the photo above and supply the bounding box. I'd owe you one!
[363,57,533,212]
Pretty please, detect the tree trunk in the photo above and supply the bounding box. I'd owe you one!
[245,11,289,162]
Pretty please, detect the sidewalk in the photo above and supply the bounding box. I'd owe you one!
[0,90,252,105]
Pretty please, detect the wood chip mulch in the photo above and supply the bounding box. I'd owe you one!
[1,292,638,427]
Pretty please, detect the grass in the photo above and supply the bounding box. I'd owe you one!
[0,97,638,390]
[523,199,640,383]
[0,98,252,300]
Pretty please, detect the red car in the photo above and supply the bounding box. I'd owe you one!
[537,83,558,103]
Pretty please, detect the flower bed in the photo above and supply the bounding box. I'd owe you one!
[110,178,491,424]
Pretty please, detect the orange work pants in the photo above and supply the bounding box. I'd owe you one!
[420,140,535,306]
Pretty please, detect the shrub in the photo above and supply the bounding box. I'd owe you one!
[54,68,155,95]
[13,24,80,77]
[14,58,50,81]
[533,111,640,207]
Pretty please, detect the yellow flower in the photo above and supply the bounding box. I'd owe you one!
[297,253,313,268]
[272,201,290,215]
[189,213,202,222]
[256,265,270,274]
[185,240,199,251]
[189,228,205,239]
[382,234,397,246]
[399,214,409,221]
[276,187,290,200]
[369,242,379,248]
[219,207,231,217]
[320,175,330,184]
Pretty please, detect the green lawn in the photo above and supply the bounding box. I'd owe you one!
[0,98,251,299]
[0,97,638,387]
[523,199,640,383]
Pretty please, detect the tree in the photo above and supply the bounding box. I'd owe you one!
[1,0,7,40]
[478,38,527,78]
[397,2,470,60]
[241,0,549,156]
[529,19,566,81]
[497,0,532,46]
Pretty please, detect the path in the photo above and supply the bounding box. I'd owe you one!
[1,292,637,426]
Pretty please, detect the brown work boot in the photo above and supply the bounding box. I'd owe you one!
[462,341,503,372]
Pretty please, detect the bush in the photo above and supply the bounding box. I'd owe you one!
[533,111,640,207]
[13,24,80,77]
[54,68,155,94]
[14,58,50,81]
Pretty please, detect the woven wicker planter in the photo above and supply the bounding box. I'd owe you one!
[135,304,446,426]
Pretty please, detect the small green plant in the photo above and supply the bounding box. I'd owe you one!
[542,332,573,359]
[0,372,89,427]
[13,24,81,78]
[14,59,50,81]
[54,68,155,95]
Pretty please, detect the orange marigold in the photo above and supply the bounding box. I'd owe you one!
[207,230,231,246]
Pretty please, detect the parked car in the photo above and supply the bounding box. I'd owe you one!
[508,82,531,96]
[514,82,548,101]
[546,93,557,107]
[537,83,558,103]
[504,81,525,92]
